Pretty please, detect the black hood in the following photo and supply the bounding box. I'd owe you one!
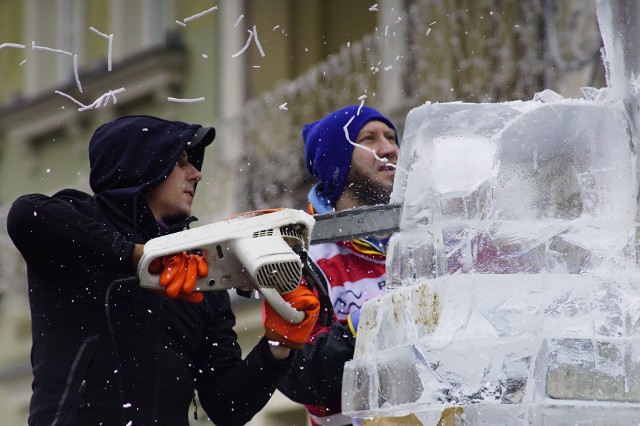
[89,115,215,200]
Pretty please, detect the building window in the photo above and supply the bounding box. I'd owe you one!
[141,0,174,47]
[111,0,175,60]
[25,0,84,94]
[56,0,84,86]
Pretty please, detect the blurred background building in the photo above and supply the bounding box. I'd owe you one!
[0,1,604,424]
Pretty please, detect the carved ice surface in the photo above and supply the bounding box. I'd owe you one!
[342,2,640,422]
[386,99,635,286]
[344,274,640,422]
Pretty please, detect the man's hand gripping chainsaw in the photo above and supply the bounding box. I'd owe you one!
[137,208,334,327]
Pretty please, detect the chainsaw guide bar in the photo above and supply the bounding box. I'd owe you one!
[310,203,402,244]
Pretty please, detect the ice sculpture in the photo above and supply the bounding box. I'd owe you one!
[342,1,640,424]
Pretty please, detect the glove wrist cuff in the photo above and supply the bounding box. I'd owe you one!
[264,329,304,350]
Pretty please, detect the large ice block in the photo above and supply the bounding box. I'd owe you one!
[343,274,640,423]
[341,2,640,422]
[387,98,636,288]
[343,95,640,425]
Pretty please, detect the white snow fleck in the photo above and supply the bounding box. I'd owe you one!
[253,26,265,57]
[56,88,125,111]
[167,97,205,103]
[89,27,113,71]
[232,26,265,58]
[83,88,125,111]
[31,42,72,56]
[73,54,82,93]
[180,6,218,25]
[0,43,26,50]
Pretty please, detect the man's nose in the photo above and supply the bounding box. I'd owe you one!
[377,136,398,158]
[188,163,202,181]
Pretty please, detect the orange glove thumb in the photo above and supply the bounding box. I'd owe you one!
[156,252,185,289]
[263,284,320,350]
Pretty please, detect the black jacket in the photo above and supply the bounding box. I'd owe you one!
[277,321,355,409]
[8,189,291,426]
[6,116,292,426]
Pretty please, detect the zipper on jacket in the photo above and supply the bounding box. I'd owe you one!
[51,335,99,426]
[78,380,87,408]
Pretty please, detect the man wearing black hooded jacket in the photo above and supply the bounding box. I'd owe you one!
[6,115,319,426]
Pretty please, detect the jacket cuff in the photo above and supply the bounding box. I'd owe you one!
[258,336,294,373]
[117,240,137,273]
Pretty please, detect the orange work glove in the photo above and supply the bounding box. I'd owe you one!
[148,252,208,303]
[263,284,320,350]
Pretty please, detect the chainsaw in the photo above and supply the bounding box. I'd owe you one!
[137,204,402,326]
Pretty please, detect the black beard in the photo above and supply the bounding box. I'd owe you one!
[344,167,392,206]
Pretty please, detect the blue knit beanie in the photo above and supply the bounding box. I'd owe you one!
[302,105,397,205]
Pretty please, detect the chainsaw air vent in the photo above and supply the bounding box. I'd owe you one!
[253,229,274,238]
[256,261,302,293]
[280,225,302,239]
[280,225,307,248]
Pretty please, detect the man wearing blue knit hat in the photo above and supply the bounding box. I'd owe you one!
[279,104,399,426]
[302,104,398,213]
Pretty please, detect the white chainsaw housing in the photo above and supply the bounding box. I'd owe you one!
[138,208,315,323]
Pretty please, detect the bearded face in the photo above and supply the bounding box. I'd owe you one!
[340,120,399,208]
[345,163,395,205]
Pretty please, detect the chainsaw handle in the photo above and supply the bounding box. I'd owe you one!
[258,287,305,325]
